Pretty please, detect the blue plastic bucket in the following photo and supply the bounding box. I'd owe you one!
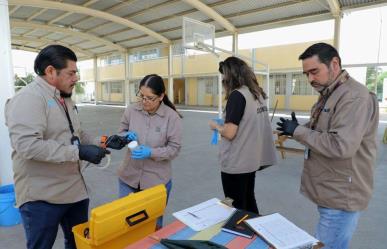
[0,184,22,226]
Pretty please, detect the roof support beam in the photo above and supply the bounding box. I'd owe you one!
[72,0,137,28]
[182,0,236,32]
[27,8,46,21]
[98,0,235,39]
[326,0,342,49]
[87,0,177,33]
[326,0,341,16]
[11,20,126,52]
[12,35,94,57]
[9,5,20,15]
[114,0,315,44]
[10,0,170,44]
[48,0,98,24]
[12,45,40,53]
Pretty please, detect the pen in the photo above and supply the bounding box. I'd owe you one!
[188,211,200,219]
[236,214,249,225]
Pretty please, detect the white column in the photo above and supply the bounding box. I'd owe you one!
[168,44,174,103]
[93,57,98,105]
[0,0,15,185]
[333,14,341,50]
[124,52,130,106]
[232,32,238,56]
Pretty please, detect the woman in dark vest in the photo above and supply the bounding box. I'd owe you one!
[209,56,277,214]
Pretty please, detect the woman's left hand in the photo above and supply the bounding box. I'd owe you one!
[209,120,218,130]
[131,145,152,159]
[209,118,224,130]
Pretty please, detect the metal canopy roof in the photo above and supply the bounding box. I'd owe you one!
[8,0,387,59]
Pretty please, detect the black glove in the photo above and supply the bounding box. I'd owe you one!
[79,145,110,164]
[276,112,299,136]
[105,135,130,150]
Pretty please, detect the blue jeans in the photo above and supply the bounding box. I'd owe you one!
[19,199,89,249]
[316,206,361,249]
[118,179,172,229]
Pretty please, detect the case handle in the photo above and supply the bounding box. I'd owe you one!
[125,209,149,227]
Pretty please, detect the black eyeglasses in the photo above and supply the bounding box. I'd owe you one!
[136,92,158,102]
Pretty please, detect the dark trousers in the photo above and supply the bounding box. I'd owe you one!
[19,199,89,249]
[221,171,259,214]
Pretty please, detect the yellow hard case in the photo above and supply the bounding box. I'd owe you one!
[73,184,167,249]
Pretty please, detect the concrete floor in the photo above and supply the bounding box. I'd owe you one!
[0,105,386,249]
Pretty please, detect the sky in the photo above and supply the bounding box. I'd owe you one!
[11,5,387,75]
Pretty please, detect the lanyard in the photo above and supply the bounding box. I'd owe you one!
[55,96,75,135]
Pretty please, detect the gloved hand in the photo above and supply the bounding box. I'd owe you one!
[131,145,152,160]
[126,131,137,142]
[105,135,129,150]
[276,112,299,136]
[79,144,110,164]
[210,118,224,145]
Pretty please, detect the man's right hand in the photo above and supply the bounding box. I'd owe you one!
[79,145,110,164]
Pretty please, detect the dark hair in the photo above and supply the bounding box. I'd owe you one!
[139,74,182,118]
[219,56,267,102]
[34,45,77,76]
[298,42,341,68]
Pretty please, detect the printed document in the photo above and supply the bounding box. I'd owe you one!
[245,213,319,249]
[173,198,235,231]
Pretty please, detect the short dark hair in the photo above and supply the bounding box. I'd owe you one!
[298,43,341,68]
[34,45,77,76]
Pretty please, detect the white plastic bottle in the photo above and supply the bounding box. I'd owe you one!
[128,140,138,151]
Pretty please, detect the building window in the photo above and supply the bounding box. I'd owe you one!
[198,77,217,94]
[172,43,185,55]
[292,73,316,95]
[130,48,160,62]
[99,55,124,66]
[271,74,286,95]
[110,82,123,94]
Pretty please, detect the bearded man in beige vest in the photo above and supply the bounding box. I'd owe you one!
[277,43,378,249]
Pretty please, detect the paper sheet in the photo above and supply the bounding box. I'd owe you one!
[245,213,319,249]
[173,198,235,231]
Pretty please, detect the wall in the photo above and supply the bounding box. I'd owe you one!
[80,68,94,81]
[98,64,125,81]
[131,58,168,77]
[289,95,318,111]
[186,78,197,105]
[253,40,333,71]
[81,39,334,109]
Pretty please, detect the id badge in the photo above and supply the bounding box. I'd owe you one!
[71,136,80,146]
[304,147,310,160]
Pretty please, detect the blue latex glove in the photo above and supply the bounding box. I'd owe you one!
[126,131,138,142]
[131,145,152,159]
[211,118,224,145]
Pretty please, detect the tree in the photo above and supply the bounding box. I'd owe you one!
[75,81,86,95]
[14,73,86,95]
[14,73,35,91]
[365,66,386,101]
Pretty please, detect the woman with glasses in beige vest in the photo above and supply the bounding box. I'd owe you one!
[209,56,277,214]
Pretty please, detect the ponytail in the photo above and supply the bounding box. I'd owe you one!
[162,94,183,118]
